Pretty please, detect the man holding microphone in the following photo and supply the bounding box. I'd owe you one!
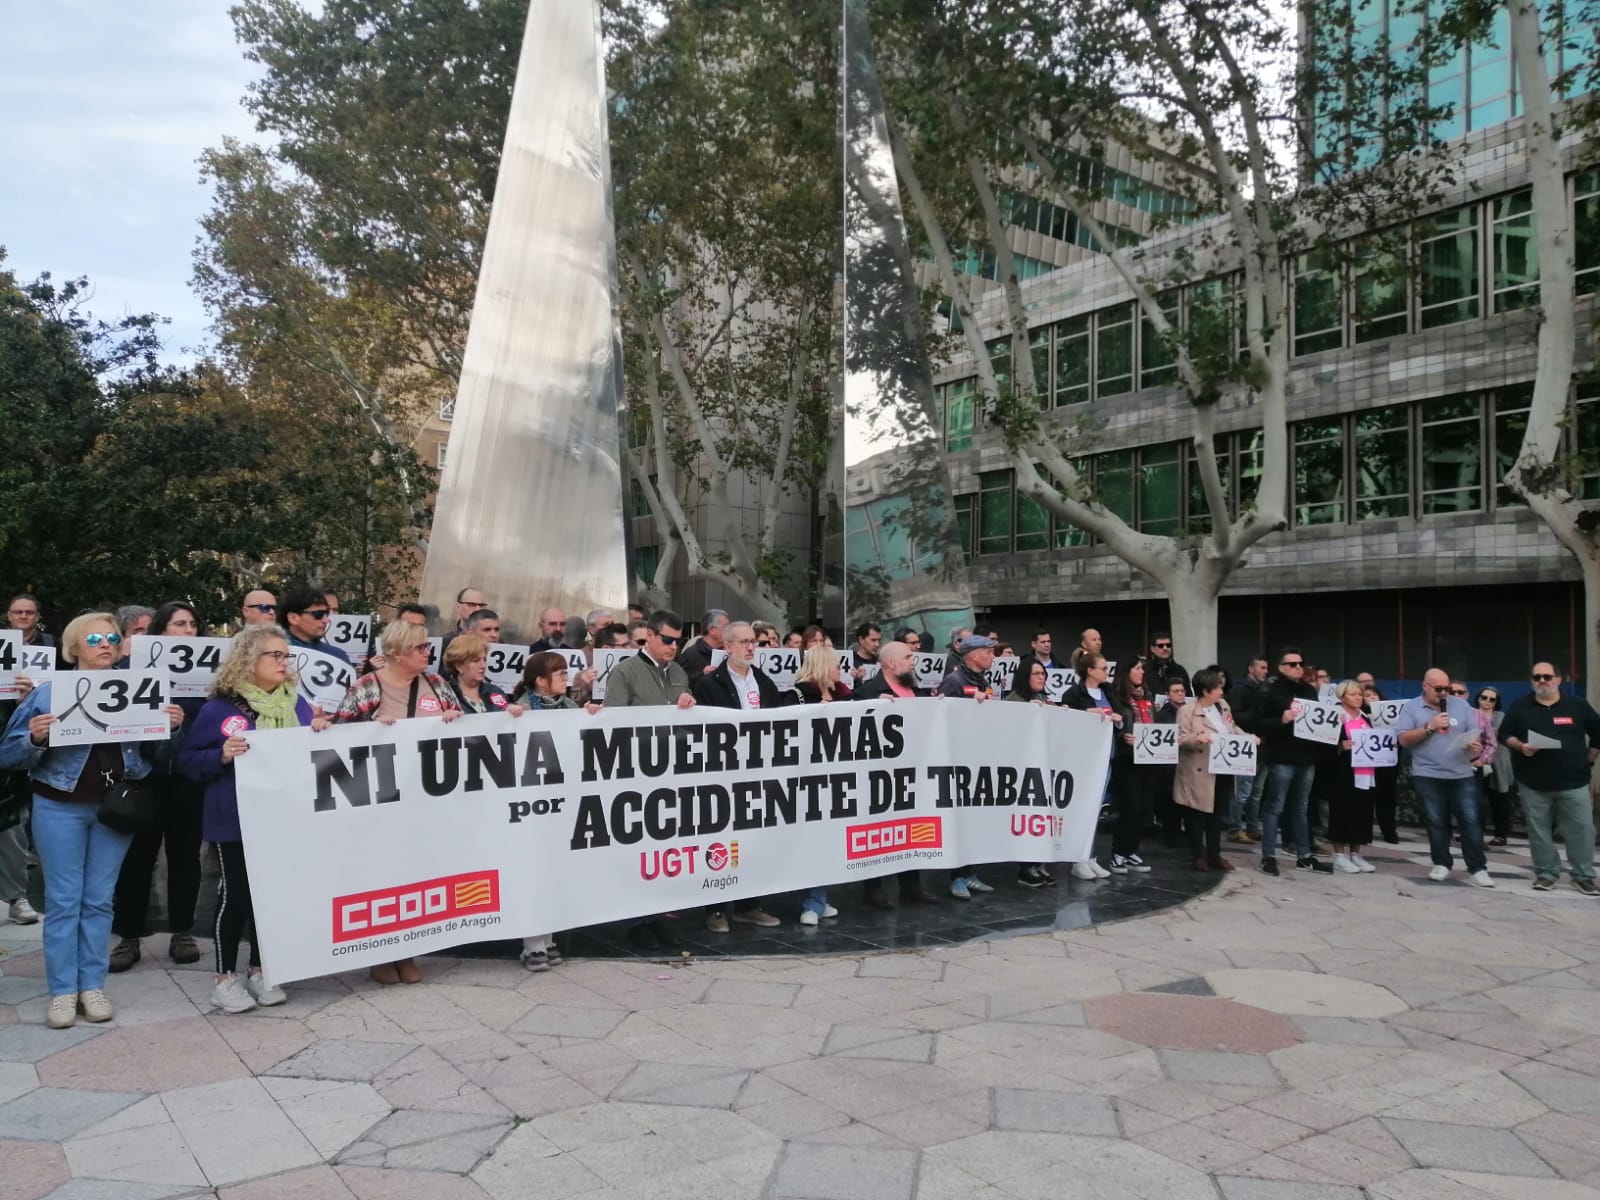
[1395,668,1489,887]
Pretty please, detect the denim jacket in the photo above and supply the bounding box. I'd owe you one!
[0,681,158,791]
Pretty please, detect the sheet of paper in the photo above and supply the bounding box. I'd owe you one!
[1525,730,1563,750]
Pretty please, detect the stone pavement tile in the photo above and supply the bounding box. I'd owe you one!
[0,1023,103,1062]
[1508,1061,1600,1117]
[1119,1079,1239,1121]
[1211,1104,1314,1153]
[1272,1118,1415,1186]
[1205,968,1409,1019]
[1382,1118,1556,1177]
[867,1095,990,1148]
[1159,1049,1283,1088]
[1215,1178,1367,1199]
[162,1077,321,1187]
[1513,1112,1600,1179]
[856,955,945,981]
[0,1059,39,1103]
[0,974,50,1004]
[1393,933,1579,971]
[506,1003,627,1039]
[567,1109,780,1190]
[992,1001,1087,1027]
[528,1100,673,1152]
[205,1014,315,1073]
[2,1137,70,1200]
[1438,1172,1600,1200]
[612,1059,750,1108]
[64,1112,206,1189]
[937,1129,1220,1198]
[768,1141,918,1200]
[1487,986,1600,1035]
[37,1015,248,1093]
[993,1087,1119,1136]
[302,995,413,1043]
[37,1180,200,1199]
[337,1109,513,1174]
[369,1046,507,1117]
[1224,1153,1360,1185]
[262,1078,394,1158]
[457,1051,602,1118]
[1542,1036,1600,1077]
[468,1124,604,1199]
[794,1119,913,1148]
[217,1164,357,1199]
[266,1037,416,1082]
[1115,1100,1183,1137]
[1132,1119,1261,1172]
[913,1158,1003,1200]
[1290,1016,1409,1047]
[702,978,801,1008]
[1084,991,1302,1054]
[829,1032,933,1064]
[740,1093,855,1139]
[0,1088,143,1141]
[1,949,46,976]
[337,1165,492,1199]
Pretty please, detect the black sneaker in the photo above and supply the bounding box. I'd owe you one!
[1532,877,1555,892]
[1296,855,1320,871]
[1260,857,1280,876]
[1017,866,1048,889]
[651,918,682,948]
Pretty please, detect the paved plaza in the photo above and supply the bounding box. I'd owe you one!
[2,832,1598,1200]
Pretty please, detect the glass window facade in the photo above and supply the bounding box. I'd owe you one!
[1492,191,1539,312]
[946,379,975,452]
[1354,407,1410,520]
[1053,316,1090,407]
[1420,395,1483,514]
[1138,444,1181,534]
[1576,169,1600,296]
[1096,305,1134,397]
[1352,234,1408,342]
[1097,450,1135,525]
[1419,207,1480,328]
[1293,419,1345,525]
[953,492,975,557]
[979,470,1012,555]
[1294,250,1343,356]
[1139,293,1181,389]
[1015,487,1050,551]
[1493,385,1531,508]
[1576,384,1600,501]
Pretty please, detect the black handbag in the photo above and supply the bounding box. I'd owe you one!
[97,755,159,834]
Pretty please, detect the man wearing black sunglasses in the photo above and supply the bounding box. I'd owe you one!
[1500,662,1600,897]
[1146,631,1189,695]
[240,588,277,628]
[281,587,351,665]
[1395,669,1489,887]
[1236,647,1322,876]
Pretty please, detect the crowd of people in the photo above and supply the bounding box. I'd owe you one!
[2,588,1596,1030]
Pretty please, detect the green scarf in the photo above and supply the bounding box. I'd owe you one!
[237,683,301,730]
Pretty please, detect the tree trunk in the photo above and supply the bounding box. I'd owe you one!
[1156,569,1223,671]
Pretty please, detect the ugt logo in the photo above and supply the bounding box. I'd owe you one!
[640,841,741,880]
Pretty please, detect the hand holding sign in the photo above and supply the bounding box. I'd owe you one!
[1351,728,1398,768]
[1208,732,1258,776]
[1292,699,1343,745]
[987,655,1019,695]
[1134,723,1178,765]
[49,670,172,746]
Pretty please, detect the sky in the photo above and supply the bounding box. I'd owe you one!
[0,2,263,360]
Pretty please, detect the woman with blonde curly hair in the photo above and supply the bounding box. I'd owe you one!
[179,624,327,1014]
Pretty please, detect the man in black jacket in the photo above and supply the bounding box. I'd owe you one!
[678,609,730,678]
[1224,656,1270,843]
[689,622,786,932]
[1145,631,1189,695]
[1235,647,1320,876]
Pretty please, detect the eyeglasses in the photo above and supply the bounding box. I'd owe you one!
[1280,660,1303,668]
[246,604,276,614]
[1449,688,1468,696]
[1479,694,1498,702]
[462,601,487,610]
[1153,642,1172,650]
[258,651,292,662]
[634,638,648,646]
[8,609,37,618]
[1532,673,1556,682]
[84,633,123,647]
[656,632,684,646]
[302,609,330,621]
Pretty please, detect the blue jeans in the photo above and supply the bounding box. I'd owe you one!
[1411,775,1486,874]
[1262,763,1315,860]
[1228,769,1267,834]
[32,797,132,996]
[801,887,829,915]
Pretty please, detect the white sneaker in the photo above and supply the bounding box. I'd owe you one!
[46,994,77,1029]
[821,904,838,918]
[1351,854,1376,873]
[1428,865,1450,882]
[1122,854,1152,873]
[246,972,287,1007]
[1089,860,1111,878]
[1469,869,1496,888]
[7,898,40,924]
[77,989,113,1023]
[799,909,819,927]
[1333,854,1360,873]
[211,974,257,1014]
[1071,861,1098,881]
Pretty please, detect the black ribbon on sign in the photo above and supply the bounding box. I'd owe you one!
[59,676,111,732]
[144,640,165,670]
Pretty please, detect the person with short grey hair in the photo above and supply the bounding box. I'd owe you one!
[679,608,731,677]
[114,605,154,660]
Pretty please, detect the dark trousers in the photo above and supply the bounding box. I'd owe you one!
[112,775,203,938]
[1112,764,1161,858]
[1481,778,1513,840]
[214,840,260,974]
[864,870,922,899]
[1374,766,1399,839]
[1185,777,1231,862]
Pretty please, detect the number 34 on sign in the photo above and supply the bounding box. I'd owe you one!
[1208,733,1258,777]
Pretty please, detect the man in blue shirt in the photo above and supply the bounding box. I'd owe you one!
[1395,668,1488,886]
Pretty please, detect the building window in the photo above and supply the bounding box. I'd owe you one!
[1185,275,1241,375]
[1419,394,1483,513]
[635,544,660,583]
[1293,419,1345,525]
[1491,191,1539,313]
[1139,293,1181,389]
[1184,443,1231,533]
[1467,6,1513,130]
[1293,250,1343,356]
[1015,485,1050,551]
[1575,384,1600,500]
[946,379,975,452]
[1575,170,1600,295]
[626,404,650,449]
[953,493,975,557]
[1138,444,1182,535]
[1237,429,1265,510]
[979,470,1013,554]
[1353,406,1411,520]
[1419,207,1479,328]
[1029,328,1050,405]
[1096,450,1135,526]
[988,338,1011,396]
[1096,304,1134,398]
[1352,234,1408,342]
[1053,316,1090,406]
[1492,385,1531,508]
[438,394,456,421]
[436,442,448,471]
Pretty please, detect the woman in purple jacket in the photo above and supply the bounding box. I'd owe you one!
[179,624,327,1014]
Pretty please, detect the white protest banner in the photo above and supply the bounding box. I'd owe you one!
[132,636,231,698]
[47,670,171,747]
[1292,699,1343,745]
[1367,700,1405,728]
[235,700,1113,983]
[1208,732,1259,776]
[912,652,947,691]
[0,630,20,699]
[591,647,638,701]
[485,644,533,692]
[1351,727,1398,769]
[1044,668,1075,704]
[987,655,1019,695]
[1133,722,1179,765]
[757,647,802,691]
[326,614,375,658]
[16,642,55,674]
[292,647,357,712]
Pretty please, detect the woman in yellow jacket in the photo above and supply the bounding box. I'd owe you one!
[1175,667,1257,873]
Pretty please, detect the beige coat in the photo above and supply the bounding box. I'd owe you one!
[1174,697,1242,814]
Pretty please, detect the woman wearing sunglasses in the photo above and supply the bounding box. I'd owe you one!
[0,613,184,1028]
[1473,688,1514,846]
